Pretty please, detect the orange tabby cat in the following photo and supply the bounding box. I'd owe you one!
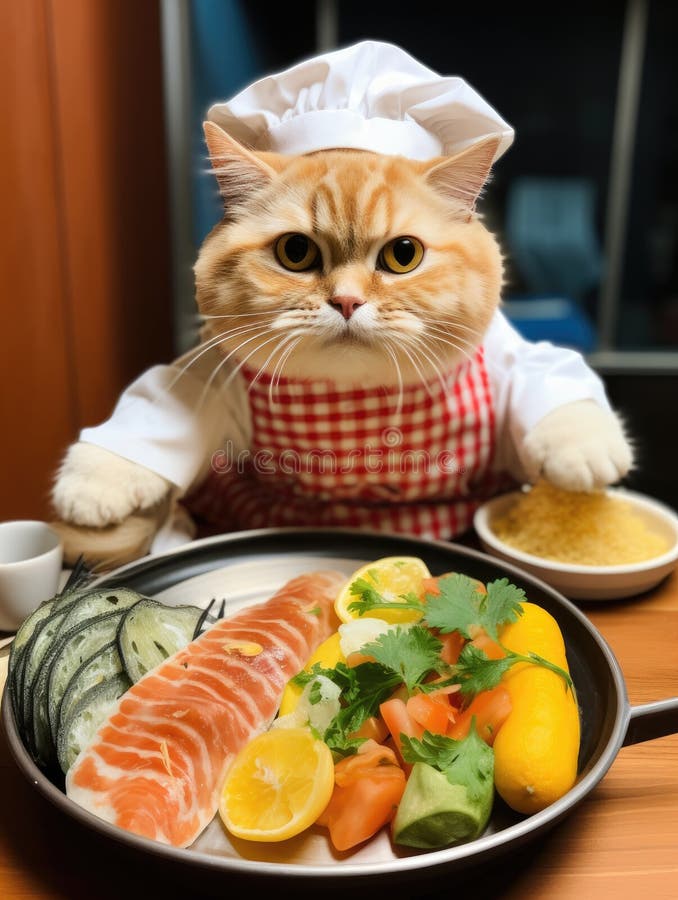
[51,125,632,564]
[195,127,501,387]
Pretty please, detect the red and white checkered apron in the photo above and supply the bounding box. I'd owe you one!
[183,347,509,539]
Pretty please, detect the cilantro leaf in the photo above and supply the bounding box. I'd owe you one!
[348,576,385,610]
[423,575,524,641]
[422,574,482,639]
[451,643,516,695]
[308,679,323,705]
[361,625,444,693]
[450,643,574,697]
[347,577,425,617]
[401,730,463,771]
[306,661,402,755]
[479,579,525,641]
[401,725,494,803]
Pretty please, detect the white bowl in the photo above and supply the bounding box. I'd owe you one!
[0,520,64,631]
[473,488,678,601]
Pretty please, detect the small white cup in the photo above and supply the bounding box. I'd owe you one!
[0,521,64,632]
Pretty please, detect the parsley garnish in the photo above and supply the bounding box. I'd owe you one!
[441,643,574,696]
[401,724,494,803]
[347,573,524,643]
[289,570,575,759]
[424,575,524,641]
[294,661,402,755]
[347,578,424,616]
[308,679,323,705]
[449,643,515,694]
[361,626,445,693]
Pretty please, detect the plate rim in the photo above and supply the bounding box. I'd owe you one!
[1,525,630,880]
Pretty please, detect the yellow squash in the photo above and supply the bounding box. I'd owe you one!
[492,602,580,815]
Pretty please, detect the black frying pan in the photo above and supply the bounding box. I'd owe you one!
[2,527,677,884]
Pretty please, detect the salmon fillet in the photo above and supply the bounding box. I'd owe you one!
[65,570,345,847]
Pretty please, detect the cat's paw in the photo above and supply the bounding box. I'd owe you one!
[522,399,634,492]
[52,442,171,527]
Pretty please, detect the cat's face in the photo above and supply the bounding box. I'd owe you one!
[194,126,503,387]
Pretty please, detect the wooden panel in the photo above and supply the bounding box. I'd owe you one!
[0,0,76,520]
[0,0,173,521]
[48,0,173,428]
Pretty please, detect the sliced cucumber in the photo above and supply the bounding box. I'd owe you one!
[57,674,131,774]
[55,588,143,634]
[8,599,58,729]
[19,588,142,758]
[10,577,204,773]
[19,603,79,744]
[7,557,94,714]
[32,609,132,767]
[117,599,203,682]
[40,588,142,671]
[53,641,124,746]
[11,599,56,657]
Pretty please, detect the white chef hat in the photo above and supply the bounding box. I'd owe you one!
[207,40,514,163]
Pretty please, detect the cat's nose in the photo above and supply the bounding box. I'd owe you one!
[330,295,365,320]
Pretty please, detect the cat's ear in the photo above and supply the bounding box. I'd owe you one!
[203,121,281,209]
[423,136,501,216]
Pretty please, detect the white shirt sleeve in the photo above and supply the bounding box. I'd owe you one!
[79,351,251,495]
[484,308,611,477]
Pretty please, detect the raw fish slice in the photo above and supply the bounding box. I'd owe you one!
[65,570,345,847]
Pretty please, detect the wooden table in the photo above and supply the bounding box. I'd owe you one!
[1,571,677,900]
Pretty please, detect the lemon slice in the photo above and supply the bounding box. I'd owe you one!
[219,728,334,842]
[334,556,431,624]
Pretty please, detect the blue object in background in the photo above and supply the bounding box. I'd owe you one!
[502,296,598,353]
[503,176,604,352]
[505,176,604,301]
[190,0,268,248]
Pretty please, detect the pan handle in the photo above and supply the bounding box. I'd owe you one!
[623,697,678,746]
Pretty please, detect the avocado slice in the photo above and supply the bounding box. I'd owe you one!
[393,761,494,849]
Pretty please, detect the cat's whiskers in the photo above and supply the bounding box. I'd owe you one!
[191,320,270,354]
[418,315,484,340]
[405,337,444,390]
[412,332,449,370]
[247,331,299,392]
[407,334,450,396]
[199,311,279,319]
[430,312,483,329]
[396,340,437,399]
[168,321,273,392]
[270,336,303,408]
[423,323,480,354]
[187,310,269,332]
[382,338,405,416]
[198,328,285,408]
[220,328,300,394]
[425,332,475,365]
[418,312,483,332]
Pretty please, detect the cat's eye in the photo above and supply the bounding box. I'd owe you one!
[274,233,320,272]
[378,237,424,274]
